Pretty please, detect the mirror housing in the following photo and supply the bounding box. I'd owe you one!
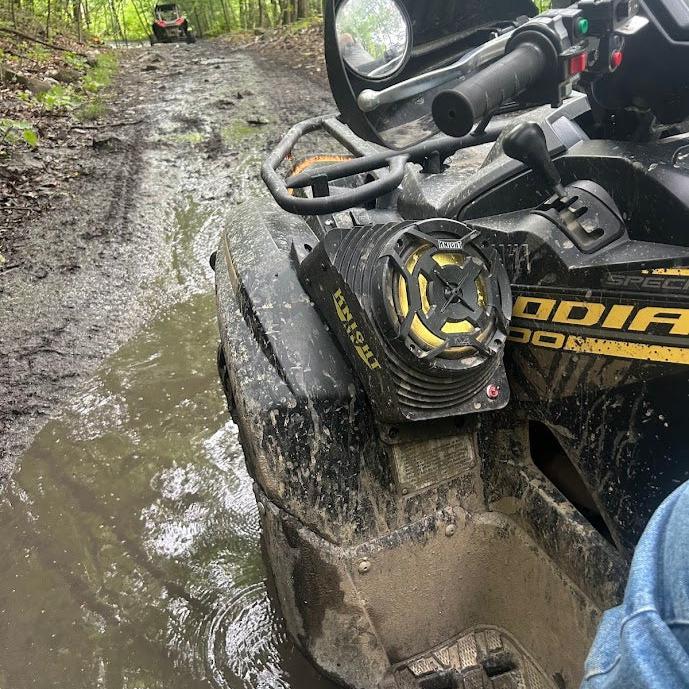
[325,0,539,148]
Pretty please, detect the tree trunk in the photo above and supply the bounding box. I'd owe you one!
[82,0,90,31]
[219,0,231,32]
[227,0,238,30]
[279,0,290,25]
[120,3,129,45]
[297,0,308,19]
[73,0,82,42]
[45,0,51,39]
[108,0,123,42]
[130,0,149,38]
[270,0,280,26]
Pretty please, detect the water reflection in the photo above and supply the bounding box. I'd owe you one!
[0,294,332,689]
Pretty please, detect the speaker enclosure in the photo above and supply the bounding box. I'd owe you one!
[297,219,512,423]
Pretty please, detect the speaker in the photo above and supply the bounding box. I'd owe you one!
[297,218,512,423]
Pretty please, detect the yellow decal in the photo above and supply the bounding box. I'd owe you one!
[552,300,606,326]
[333,289,382,371]
[512,296,556,321]
[532,331,566,349]
[564,336,689,365]
[628,307,689,336]
[645,268,689,276]
[510,295,689,365]
[601,305,635,329]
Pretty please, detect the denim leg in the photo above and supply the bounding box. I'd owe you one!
[581,481,689,689]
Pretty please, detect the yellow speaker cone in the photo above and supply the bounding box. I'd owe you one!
[396,244,487,356]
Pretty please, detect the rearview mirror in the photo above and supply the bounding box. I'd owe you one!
[336,0,411,80]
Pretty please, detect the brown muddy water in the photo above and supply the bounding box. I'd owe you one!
[0,292,334,689]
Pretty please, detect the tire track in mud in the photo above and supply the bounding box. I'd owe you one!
[0,39,334,479]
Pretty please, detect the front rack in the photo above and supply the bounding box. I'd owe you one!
[261,115,504,216]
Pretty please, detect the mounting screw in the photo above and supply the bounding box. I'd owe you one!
[486,384,500,400]
[401,488,409,495]
[445,524,456,537]
[358,559,371,574]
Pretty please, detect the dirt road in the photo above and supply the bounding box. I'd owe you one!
[0,39,334,478]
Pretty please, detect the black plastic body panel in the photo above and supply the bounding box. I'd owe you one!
[216,125,689,557]
[214,200,382,542]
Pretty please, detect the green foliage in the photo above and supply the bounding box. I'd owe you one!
[1,0,321,43]
[63,52,89,71]
[96,0,322,41]
[83,52,118,93]
[0,118,39,151]
[26,45,53,63]
[38,83,82,110]
[284,13,322,33]
[33,51,117,121]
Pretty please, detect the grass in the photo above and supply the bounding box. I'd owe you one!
[221,121,257,143]
[169,131,205,144]
[83,52,118,94]
[75,97,106,121]
[36,51,118,122]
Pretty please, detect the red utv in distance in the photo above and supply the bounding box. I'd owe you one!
[150,3,196,44]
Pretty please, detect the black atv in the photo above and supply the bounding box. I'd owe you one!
[150,3,195,45]
[214,0,689,687]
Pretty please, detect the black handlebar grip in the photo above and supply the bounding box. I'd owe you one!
[432,40,550,137]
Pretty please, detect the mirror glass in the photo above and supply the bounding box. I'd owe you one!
[336,0,410,80]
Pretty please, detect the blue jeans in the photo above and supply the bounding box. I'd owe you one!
[581,481,689,688]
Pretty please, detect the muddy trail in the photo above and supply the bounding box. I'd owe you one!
[0,40,337,689]
[0,38,333,476]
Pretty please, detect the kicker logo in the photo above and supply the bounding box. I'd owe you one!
[333,289,382,371]
[438,240,463,251]
[509,296,689,365]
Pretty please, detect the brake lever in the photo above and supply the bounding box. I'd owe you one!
[357,29,513,113]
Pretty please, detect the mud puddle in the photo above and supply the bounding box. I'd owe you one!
[0,40,337,688]
[0,292,333,689]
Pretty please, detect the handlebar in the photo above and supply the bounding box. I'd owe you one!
[432,34,554,138]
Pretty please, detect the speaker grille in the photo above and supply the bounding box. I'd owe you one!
[298,218,512,422]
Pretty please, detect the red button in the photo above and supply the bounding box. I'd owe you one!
[610,50,624,69]
[569,52,588,75]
